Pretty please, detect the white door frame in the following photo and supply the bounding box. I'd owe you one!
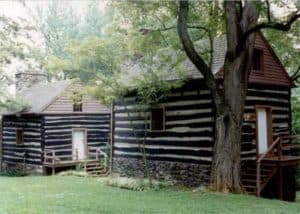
[72,128,88,160]
[255,106,273,156]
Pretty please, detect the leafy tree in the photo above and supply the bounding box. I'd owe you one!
[27,1,114,80]
[0,15,39,111]
[81,1,113,38]
[34,1,81,57]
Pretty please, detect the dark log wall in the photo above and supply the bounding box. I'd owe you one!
[43,114,110,160]
[242,84,291,160]
[113,83,214,185]
[2,115,43,165]
[112,81,291,186]
[114,83,214,164]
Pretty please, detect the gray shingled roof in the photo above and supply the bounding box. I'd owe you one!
[120,36,227,84]
[182,36,227,79]
[2,80,72,115]
[21,80,72,114]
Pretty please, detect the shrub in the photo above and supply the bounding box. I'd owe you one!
[0,169,27,177]
[57,170,88,177]
[98,176,173,191]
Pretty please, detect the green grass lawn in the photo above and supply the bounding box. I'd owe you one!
[0,176,299,214]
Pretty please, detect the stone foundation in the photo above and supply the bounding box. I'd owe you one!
[1,162,43,175]
[113,157,211,187]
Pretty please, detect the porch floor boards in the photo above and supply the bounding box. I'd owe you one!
[43,160,85,168]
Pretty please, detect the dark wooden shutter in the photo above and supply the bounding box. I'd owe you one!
[16,130,23,145]
[151,108,165,131]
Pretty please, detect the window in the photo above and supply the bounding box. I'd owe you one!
[151,107,165,131]
[73,92,83,112]
[252,49,263,71]
[16,130,24,145]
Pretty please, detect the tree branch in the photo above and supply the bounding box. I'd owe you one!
[265,0,271,22]
[139,26,175,35]
[291,66,300,82]
[140,25,211,34]
[177,0,223,106]
[243,11,300,39]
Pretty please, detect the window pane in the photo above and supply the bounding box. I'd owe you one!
[151,108,164,131]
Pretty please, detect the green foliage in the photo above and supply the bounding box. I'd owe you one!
[0,169,27,177]
[35,1,81,57]
[35,1,111,59]
[112,1,225,60]
[0,15,41,112]
[57,170,88,177]
[292,95,300,135]
[80,1,224,106]
[40,1,226,107]
[0,93,30,113]
[98,176,172,191]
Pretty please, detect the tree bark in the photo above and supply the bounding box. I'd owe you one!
[210,109,243,192]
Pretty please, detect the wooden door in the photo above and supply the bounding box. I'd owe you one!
[256,107,273,155]
[72,129,87,160]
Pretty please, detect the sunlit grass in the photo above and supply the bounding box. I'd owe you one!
[0,176,299,214]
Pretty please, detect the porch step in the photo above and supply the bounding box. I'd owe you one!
[241,161,278,196]
[86,160,100,164]
[86,166,104,171]
[243,185,256,193]
[82,160,107,177]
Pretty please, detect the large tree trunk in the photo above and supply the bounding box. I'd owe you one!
[209,1,259,192]
[210,109,243,193]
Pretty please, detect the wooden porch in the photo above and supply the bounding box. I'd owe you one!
[43,147,108,176]
[242,135,300,200]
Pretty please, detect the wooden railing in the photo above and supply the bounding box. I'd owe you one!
[43,149,79,164]
[43,147,108,168]
[256,135,300,197]
[256,137,282,197]
[91,147,108,170]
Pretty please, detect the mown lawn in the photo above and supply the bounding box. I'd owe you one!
[0,176,299,214]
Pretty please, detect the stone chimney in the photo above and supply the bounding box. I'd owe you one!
[15,72,47,92]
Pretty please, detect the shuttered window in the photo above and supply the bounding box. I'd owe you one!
[151,107,165,131]
[16,130,24,145]
[252,49,263,71]
[73,93,83,112]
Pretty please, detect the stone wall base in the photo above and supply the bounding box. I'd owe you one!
[1,161,43,175]
[113,157,211,187]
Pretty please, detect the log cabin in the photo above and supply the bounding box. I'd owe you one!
[1,74,110,175]
[111,32,300,201]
